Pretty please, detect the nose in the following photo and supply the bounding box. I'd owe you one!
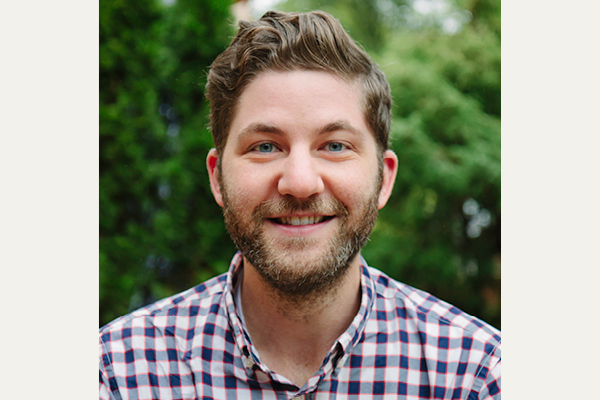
[277,148,324,199]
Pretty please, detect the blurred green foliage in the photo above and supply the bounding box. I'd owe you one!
[100,0,500,329]
[100,0,236,326]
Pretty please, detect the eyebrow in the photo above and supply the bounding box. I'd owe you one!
[237,120,364,139]
[238,123,284,139]
[316,120,363,137]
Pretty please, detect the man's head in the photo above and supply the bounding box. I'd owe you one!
[206,10,392,158]
[205,11,397,302]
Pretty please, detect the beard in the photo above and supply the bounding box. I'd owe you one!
[219,177,381,302]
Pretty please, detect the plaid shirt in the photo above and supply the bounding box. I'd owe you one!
[100,252,501,399]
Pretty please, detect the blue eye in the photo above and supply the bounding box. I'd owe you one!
[327,142,346,152]
[257,143,275,153]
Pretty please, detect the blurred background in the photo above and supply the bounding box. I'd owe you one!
[100,0,500,329]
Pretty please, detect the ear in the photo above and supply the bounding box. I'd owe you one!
[377,150,398,210]
[207,148,224,207]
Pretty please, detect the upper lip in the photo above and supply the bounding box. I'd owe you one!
[269,214,333,226]
[269,213,330,218]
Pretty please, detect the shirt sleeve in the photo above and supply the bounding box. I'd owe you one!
[476,356,501,400]
[99,336,121,400]
[100,368,114,400]
[463,338,500,400]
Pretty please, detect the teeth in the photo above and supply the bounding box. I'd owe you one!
[279,216,325,225]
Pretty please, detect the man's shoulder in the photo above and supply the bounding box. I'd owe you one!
[99,271,229,339]
[366,265,501,345]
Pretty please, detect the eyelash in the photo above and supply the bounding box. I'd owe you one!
[326,142,347,152]
[249,141,350,154]
[253,142,278,153]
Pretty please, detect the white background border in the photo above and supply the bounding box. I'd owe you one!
[2,0,599,397]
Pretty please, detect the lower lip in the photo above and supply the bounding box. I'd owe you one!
[265,218,334,236]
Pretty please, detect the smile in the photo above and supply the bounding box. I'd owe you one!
[274,216,332,226]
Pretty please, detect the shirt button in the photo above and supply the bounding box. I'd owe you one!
[243,357,255,369]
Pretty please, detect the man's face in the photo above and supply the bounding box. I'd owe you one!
[207,70,397,298]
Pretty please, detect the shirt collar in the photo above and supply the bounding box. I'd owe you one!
[222,253,255,364]
[222,252,376,378]
[336,254,376,357]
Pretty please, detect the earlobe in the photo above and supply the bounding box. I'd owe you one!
[207,148,224,207]
[377,150,398,210]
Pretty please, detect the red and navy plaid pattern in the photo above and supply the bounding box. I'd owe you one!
[100,252,501,399]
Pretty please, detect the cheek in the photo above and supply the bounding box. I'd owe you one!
[326,165,380,203]
[222,168,271,207]
[224,159,288,197]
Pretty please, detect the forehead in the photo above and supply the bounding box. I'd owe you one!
[227,70,369,143]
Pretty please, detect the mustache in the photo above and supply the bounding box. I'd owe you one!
[252,195,349,220]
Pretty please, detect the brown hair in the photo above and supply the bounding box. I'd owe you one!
[206,10,391,155]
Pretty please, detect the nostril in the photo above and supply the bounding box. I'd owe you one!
[277,168,325,198]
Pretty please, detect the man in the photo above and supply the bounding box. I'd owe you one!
[100,10,500,400]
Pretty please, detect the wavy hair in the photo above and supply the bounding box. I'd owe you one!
[206,10,391,156]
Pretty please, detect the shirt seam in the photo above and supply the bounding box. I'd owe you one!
[100,284,227,336]
[467,342,501,398]
[374,275,500,346]
[99,335,122,400]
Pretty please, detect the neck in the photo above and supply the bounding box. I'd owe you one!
[239,256,362,386]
